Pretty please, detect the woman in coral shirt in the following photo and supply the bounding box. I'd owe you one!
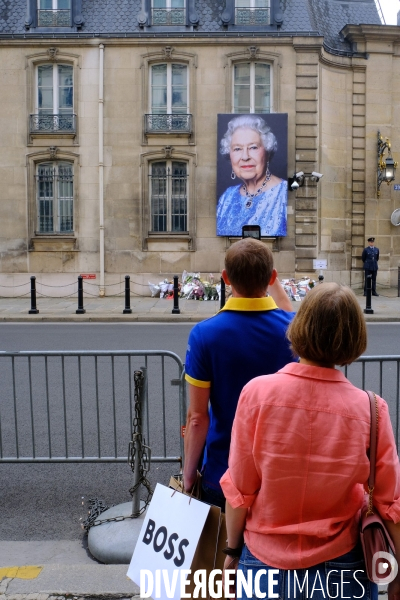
[220,283,400,600]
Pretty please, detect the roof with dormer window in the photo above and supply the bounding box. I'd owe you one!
[0,0,382,54]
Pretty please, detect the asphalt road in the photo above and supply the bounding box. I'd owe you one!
[0,321,396,354]
[0,323,399,542]
[0,323,194,355]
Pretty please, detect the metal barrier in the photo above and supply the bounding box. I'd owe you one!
[1,352,399,466]
[344,356,400,449]
[0,350,186,465]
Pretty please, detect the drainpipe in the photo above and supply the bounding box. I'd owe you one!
[99,43,105,297]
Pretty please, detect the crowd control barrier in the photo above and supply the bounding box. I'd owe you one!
[343,356,400,448]
[1,353,399,467]
[0,350,186,465]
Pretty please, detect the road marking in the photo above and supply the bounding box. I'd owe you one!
[0,565,43,580]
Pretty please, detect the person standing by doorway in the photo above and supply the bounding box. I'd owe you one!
[362,237,379,296]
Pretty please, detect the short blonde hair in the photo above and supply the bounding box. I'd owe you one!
[287,283,367,366]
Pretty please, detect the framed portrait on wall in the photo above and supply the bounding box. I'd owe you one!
[216,113,288,237]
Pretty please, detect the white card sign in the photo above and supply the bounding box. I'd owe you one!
[313,259,327,270]
[127,483,211,600]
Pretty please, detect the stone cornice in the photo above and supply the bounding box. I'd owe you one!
[318,47,367,71]
[292,36,324,53]
[342,24,400,45]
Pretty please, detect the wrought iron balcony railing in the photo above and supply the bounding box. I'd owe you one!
[30,114,76,134]
[235,7,270,25]
[37,9,71,27]
[145,114,192,134]
[151,8,185,25]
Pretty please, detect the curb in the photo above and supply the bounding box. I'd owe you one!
[0,315,209,323]
[0,314,398,323]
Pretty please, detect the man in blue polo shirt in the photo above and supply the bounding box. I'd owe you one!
[183,238,295,509]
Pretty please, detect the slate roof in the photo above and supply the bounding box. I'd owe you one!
[0,0,382,53]
[0,0,26,33]
[306,0,381,49]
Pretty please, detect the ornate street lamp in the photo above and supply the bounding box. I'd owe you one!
[377,131,398,197]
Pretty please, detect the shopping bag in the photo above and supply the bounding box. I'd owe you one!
[169,475,227,597]
[168,472,202,499]
[127,482,211,600]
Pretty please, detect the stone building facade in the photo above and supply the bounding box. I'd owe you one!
[0,0,399,295]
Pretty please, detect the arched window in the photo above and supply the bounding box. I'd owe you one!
[151,63,188,114]
[36,162,74,233]
[233,62,271,113]
[150,161,188,232]
[146,63,190,133]
[31,63,74,133]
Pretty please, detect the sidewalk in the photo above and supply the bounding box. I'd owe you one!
[0,286,399,322]
[0,539,388,600]
[0,540,139,599]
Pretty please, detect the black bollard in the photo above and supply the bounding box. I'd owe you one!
[172,275,180,314]
[364,274,374,315]
[123,275,132,314]
[76,275,86,314]
[220,277,226,310]
[28,276,39,314]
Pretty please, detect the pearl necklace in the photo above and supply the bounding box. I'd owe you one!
[243,172,271,209]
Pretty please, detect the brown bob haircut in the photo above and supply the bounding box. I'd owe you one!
[287,282,367,366]
[225,238,274,297]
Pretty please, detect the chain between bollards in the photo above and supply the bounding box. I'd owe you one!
[172,275,180,314]
[28,276,39,314]
[123,275,132,314]
[220,277,226,310]
[364,274,374,315]
[76,275,86,314]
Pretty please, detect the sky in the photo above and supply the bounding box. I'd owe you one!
[380,0,399,24]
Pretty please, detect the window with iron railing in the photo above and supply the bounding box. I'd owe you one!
[36,162,74,233]
[152,0,185,25]
[31,63,75,134]
[235,0,270,25]
[150,161,188,233]
[37,0,71,27]
[146,63,192,134]
[233,63,271,113]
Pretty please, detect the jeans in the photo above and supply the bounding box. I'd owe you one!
[238,544,378,600]
[201,481,226,511]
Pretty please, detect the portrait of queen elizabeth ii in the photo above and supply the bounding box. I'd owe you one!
[216,114,288,237]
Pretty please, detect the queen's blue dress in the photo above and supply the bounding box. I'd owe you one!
[216,180,287,237]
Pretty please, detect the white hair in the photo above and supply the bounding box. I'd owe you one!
[220,115,278,158]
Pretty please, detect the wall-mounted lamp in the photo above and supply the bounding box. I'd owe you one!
[288,171,323,191]
[377,131,398,197]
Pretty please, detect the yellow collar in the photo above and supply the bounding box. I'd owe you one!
[219,296,278,312]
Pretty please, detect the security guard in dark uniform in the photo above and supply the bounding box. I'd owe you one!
[362,237,379,296]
